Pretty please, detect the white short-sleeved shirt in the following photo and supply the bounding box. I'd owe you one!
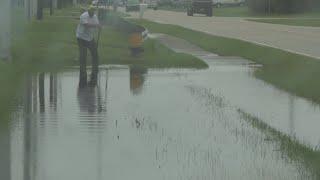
[76,12,99,41]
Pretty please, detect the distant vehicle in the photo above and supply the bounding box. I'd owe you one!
[144,0,158,10]
[92,0,98,5]
[187,0,213,17]
[92,0,108,6]
[125,0,140,12]
[213,0,245,8]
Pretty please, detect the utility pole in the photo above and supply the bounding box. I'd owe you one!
[25,0,31,20]
[50,0,54,15]
[37,0,43,20]
[0,0,11,61]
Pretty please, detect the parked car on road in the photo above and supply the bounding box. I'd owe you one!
[213,0,245,8]
[187,0,213,17]
[144,0,158,10]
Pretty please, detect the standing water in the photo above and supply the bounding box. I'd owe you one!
[3,59,320,180]
[2,36,320,180]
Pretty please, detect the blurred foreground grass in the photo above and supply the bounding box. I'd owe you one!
[239,109,320,179]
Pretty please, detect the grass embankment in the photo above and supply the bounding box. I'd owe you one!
[214,6,320,27]
[156,6,320,27]
[131,19,320,103]
[0,8,206,121]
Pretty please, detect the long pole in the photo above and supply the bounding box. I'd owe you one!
[96,28,102,50]
[50,0,53,15]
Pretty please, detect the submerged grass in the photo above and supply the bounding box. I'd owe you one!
[131,19,320,103]
[238,109,320,179]
[157,5,320,19]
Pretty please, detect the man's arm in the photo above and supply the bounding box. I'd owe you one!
[83,23,100,28]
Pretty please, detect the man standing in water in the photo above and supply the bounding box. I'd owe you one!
[76,7,101,87]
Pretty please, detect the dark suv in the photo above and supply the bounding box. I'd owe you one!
[187,0,213,17]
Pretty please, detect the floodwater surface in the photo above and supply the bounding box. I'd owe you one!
[2,36,320,180]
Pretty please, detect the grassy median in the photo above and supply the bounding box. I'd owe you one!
[131,19,320,103]
[248,18,320,27]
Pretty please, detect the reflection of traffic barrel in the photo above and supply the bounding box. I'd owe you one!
[129,32,144,56]
[130,66,147,94]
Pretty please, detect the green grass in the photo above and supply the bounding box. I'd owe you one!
[249,18,320,27]
[131,19,320,104]
[157,5,320,19]
[214,6,320,18]
[158,5,187,12]
[213,6,254,17]
[238,109,320,179]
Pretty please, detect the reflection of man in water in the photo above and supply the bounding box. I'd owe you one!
[76,7,101,87]
[77,85,98,114]
[77,70,104,114]
[130,66,147,95]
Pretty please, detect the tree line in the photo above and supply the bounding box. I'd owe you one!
[247,0,320,13]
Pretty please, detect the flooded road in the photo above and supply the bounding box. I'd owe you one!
[1,35,320,180]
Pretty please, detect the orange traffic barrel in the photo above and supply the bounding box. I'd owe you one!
[129,32,143,48]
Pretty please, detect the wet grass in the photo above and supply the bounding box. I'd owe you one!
[238,109,320,179]
[187,82,320,178]
[158,5,187,12]
[249,18,320,27]
[131,19,320,104]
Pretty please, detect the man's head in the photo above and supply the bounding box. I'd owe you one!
[88,7,96,17]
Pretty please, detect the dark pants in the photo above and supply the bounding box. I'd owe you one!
[77,38,99,87]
